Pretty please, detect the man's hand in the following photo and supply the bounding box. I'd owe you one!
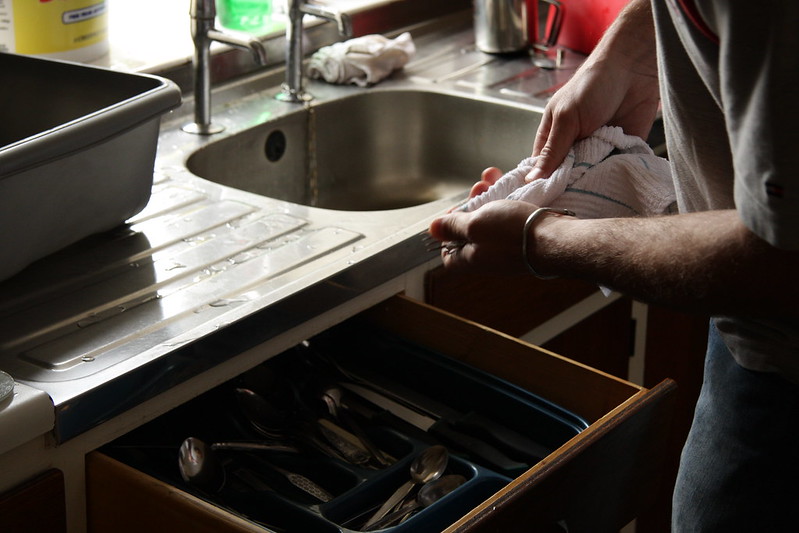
[528,0,660,181]
[430,200,541,274]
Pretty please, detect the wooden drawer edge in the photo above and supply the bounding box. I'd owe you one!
[358,295,641,422]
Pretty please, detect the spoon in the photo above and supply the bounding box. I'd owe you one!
[362,445,449,529]
[235,386,370,465]
[364,474,467,530]
[178,436,226,493]
[178,437,333,502]
[321,385,391,467]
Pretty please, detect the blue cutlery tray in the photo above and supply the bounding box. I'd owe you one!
[102,320,588,533]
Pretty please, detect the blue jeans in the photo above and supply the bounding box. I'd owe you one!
[672,320,799,531]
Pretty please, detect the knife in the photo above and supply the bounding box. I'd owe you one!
[359,375,551,463]
[337,366,551,463]
[341,382,529,476]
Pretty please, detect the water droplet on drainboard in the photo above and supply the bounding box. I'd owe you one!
[77,315,99,328]
[82,356,95,362]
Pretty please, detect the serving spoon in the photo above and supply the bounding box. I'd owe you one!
[178,436,333,502]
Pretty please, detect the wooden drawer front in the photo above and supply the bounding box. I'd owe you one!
[87,295,675,533]
[86,453,264,533]
[0,469,66,533]
[358,297,676,533]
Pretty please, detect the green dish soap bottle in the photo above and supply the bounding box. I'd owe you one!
[217,0,271,32]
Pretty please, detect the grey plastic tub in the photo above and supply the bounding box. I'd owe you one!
[0,53,182,281]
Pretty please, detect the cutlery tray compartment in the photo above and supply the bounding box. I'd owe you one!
[88,295,676,533]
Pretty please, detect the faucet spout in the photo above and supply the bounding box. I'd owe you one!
[183,0,269,135]
[276,0,352,103]
[301,3,353,37]
[207,29,268,65]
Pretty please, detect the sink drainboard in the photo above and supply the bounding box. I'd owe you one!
[1,183,364,381]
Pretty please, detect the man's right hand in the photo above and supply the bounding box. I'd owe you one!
[528,0,661,182]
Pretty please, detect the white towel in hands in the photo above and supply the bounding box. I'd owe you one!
[461,126,677,218]
[307,32,415,87]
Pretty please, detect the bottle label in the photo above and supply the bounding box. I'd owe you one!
[0,0,107,55]
[0,0,15,54]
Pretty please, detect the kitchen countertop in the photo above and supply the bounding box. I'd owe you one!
[0,379,54,456]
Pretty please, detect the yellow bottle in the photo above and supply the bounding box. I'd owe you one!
[0,0,109,62]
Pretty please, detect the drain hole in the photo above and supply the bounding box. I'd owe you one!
[264,130,287,162]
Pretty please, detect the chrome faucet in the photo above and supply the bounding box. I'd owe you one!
[276,0,352,103]
[183,0,269,135]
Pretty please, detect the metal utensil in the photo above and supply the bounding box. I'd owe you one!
[178,436,226,493]
[212,441,300,454]
[342,383,528,474]
[362,445,449,529]
[321,385,391,467]
[364,474,467,530]
[235,386,370,465]
[178,436,333,502]
[345,372,550,463]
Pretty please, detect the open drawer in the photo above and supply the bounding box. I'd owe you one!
[86,295,676,533]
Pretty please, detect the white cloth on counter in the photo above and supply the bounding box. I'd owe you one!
[307,32,415,87]
[460,126,677,218]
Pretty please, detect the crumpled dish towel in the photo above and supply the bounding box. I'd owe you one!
[307,32,415,87]
[460,125,677,218]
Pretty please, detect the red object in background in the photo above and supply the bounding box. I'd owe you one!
[556,0,630,54]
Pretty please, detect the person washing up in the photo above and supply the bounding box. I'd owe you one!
[428,0,799,530]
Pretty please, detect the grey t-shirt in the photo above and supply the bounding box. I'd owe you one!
[652,0,799,380]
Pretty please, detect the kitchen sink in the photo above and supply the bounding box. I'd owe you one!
[186,89,542,211]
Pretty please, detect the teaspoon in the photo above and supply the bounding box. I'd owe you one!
[364,474,467,530]
[362,445,448,529]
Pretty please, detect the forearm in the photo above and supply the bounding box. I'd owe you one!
[534,210,799,319]
[591,0,658,78]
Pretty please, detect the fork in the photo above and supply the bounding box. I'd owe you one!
[421,231,467,254]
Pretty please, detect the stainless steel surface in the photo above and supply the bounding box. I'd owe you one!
[277,0,352,103]
[0,14,585,443]
[183,0,269,134]
[0,53,181,282]
[474,0,563,56]
[474,0,527,54]
[188,88,541,210]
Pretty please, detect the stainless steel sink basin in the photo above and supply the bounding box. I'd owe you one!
[186,89,541,210]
